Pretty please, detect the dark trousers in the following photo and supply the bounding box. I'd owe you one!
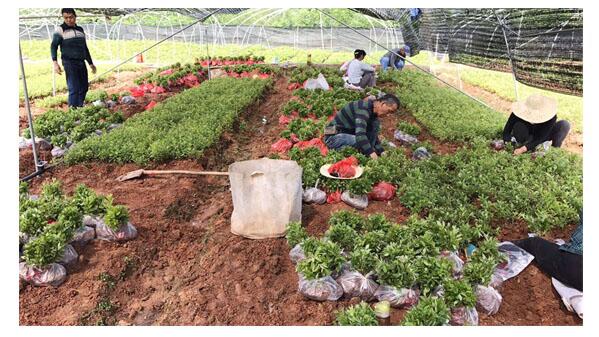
[353,71,376,89]
[513,237,582,291]
[62,59,89,107]
[550,120,571,148]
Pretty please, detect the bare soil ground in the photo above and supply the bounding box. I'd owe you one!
[19,75,582,326]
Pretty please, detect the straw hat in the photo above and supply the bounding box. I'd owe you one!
[512,94,557,124]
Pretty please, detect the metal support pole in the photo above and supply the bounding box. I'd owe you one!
[494,11,520,101]
[51,64,56,96]
[19,42,43,174]
[317,9,492,110]
[456,64,463,91]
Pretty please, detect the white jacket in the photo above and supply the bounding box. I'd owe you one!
[346,59,375,84]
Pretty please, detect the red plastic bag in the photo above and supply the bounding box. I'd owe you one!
[140,83,155,92]
[327,190,342,204]
[144,101,157,111]
[368,182,397,201]
[130,87,145,98]
[328,157,358,178]
[182,74,200,88]
[151,86,166,94]
[294,138,328,156]
[271,139,293,153]
[159,69,173,76]
[279,115,294,125]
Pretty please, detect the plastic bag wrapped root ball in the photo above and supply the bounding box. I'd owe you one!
[375,285,420,309]
[394,130,418,145]
[439,251,464,276]
[341,191,368,210]
[303,187,327,204]
[368,182,397,201]
[289,243,306,264]
[412,147,432,161]
[58,244,78,265]
[336,270,379,301]
[19,262,67,287]
[96,221,138,242]
[450,306,479,326]
[70,225,96,245]
[490,139,505,150]
[298,274,343,301]
[475,285,502,315]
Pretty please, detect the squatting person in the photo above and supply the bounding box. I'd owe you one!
[343,49,377,89]
[502,94,571,155]
[380,46,411,71]
[51,8,96,108]
[324,94,400,159]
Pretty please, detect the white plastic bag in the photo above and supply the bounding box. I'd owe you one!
[96,221,138,242]
[440,251,464,276]
[70,225,96,245]
[412,147,432,160]
[82,215,102,227]
[51,146,66,158]
[298,274,343,301]
[303,187,326,204]
[336,270,379,301]
[304,73,330,91]
[341,191,368,210]
[475,285,502,315]
[394,130,418,145]
[229,158,302,239]
[19,262,67,287]
[120,96,136,105]
[289,244,306,264]
[552,277,583,319]
[492,241,534,283]
[92,100,106,108]
[450,306,479,326]
[58,244,78,265]
[374,285,420,308]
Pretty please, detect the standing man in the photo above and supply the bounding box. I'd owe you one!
[51,8,96,108]
[380,46,411,72]
[324,94,400,159]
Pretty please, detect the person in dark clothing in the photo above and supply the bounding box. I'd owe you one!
[503,94,570,155]
[324,94,400,159]
[51,8,96,107]
[513,211,583,292]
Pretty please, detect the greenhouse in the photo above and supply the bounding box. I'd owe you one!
[17,7,584,329]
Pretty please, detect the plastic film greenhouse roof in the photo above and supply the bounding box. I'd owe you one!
[75,8,582,95]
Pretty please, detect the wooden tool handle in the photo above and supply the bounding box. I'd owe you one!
[143,170,229,176]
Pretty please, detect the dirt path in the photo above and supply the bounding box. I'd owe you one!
[19,75,582,326]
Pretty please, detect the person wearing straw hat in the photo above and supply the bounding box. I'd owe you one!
[502,94,570,155]
[380,46,411,72]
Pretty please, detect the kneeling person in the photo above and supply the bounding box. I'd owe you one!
[503,94,571,155]
[324,94,400,159]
